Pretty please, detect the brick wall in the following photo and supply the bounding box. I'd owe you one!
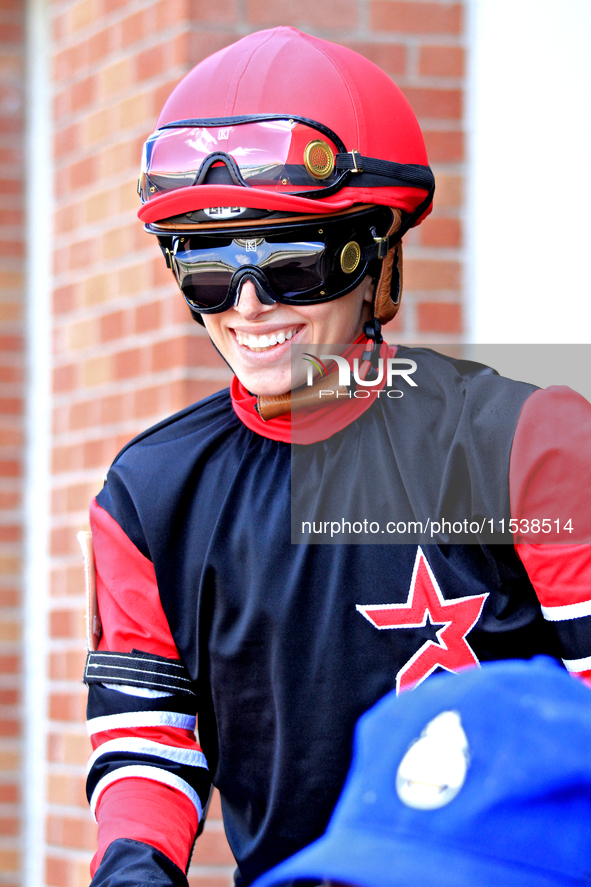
[44,2,466,886]
[0,0,25,883]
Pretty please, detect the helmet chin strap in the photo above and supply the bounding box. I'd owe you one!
[361,318,383,381]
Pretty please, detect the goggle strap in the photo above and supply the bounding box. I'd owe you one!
[336,154,434,190]
[362,179,436,259]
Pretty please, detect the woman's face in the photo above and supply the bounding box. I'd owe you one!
[202,277,374,396]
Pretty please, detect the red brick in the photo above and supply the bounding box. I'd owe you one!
[417,301,462,333]
[68,399,95,432]
[0,398,20,414]
[0,817,18,836]
[0,460,19,476]
[69,156,97,190]
[342,41,406,75]
[0,719,19,736]
[136,44,166,82]
[47,771,88,806]
[46,814,97,851]
[135,300,162,334]
[0,22,22,42]
[402,86,462,119]
[50,609,82,639]
[55,204,81,235]
[0,655,21,674]
[189,0,237,23]
[114,346,148,380]
[246,0,357,28]
[192,828,236,866]
[119,9,148,48]
[0,238,22,257]
[49,649,86,681]
[419,45,464,77]
[52,46,78,82]
[371,1,462,35]
[404,259,460,290]
[0,118,20,134]
[68,238,96,272]
[53,364,77,394]
[188,877,234,887]
[0,177,20,195]
[50,526,75,557]
[133,385,163,419]
[0,526,20,542]
[99,393,126,424]
[423,129,463,162]
[49,691,86,723]
[0,146,22,164]
[420,216,461,247]
[0,784,18,803]
[0,365,21,383]
[46,855,68,887]
[52,444,82,474]
[103,0,130,13]
[50,564,87,599]
[82,438,108,469]
[99,310,126,343]
[0,208,22,226]
[85,28,114,64]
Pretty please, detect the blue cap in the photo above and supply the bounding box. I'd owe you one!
[253,658,591,887]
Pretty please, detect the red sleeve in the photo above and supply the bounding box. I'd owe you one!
[88,499,206,876]
[510,386,591,685]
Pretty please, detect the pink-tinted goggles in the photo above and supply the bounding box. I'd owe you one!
[139,116,346,203]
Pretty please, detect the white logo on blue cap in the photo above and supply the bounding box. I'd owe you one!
[396,710,469,810]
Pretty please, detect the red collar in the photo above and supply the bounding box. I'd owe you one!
[231,339,395,444]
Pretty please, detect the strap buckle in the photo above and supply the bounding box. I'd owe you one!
[349,150,363,173]
[373,234,389,259]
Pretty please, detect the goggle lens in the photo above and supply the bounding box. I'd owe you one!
[173,236,329,311]
[140,119,341,202]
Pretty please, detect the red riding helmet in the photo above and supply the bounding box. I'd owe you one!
[138,27,434,326]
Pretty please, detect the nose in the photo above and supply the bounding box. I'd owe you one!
[234,278,276,320]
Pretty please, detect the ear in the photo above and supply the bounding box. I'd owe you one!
[362,274,374,304]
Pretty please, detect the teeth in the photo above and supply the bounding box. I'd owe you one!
[236,327,299,351]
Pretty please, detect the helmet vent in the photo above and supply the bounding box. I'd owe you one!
[304,140,335,179]
[340,241,361,274]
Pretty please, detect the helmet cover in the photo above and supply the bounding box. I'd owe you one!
[138,27,433,227]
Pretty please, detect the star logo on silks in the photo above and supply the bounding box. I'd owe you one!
[356,547,489,694]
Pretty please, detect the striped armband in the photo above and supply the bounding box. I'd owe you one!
[86,736,211,822]
[541,599,591,675]
[84,650,196,696]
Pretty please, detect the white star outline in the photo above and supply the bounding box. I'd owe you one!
[356,546,489,693]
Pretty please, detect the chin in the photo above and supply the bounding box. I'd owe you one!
[236,370,292,398]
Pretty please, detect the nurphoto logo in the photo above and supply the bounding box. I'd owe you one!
[303,353,418,390]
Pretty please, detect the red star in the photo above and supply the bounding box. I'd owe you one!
[357,547,489,693]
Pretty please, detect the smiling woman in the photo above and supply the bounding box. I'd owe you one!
[81,25,591,887]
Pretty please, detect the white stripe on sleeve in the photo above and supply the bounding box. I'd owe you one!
[87,736,207,774]
[87,711,196,736]
[541,599,591,622]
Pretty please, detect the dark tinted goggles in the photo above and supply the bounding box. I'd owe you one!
[161,207,393,314]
